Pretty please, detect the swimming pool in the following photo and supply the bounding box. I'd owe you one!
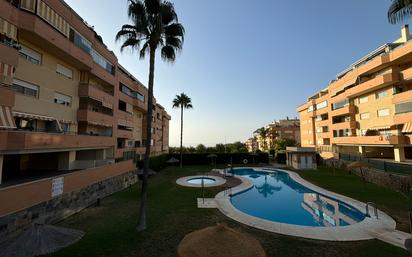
[230,168,365,227]
[186,177,216,185]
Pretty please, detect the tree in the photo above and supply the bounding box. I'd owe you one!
[254,127,269,151]
[388,0,412,24]
[275,138,297,151]
[196,144,206,153]
[172,93,193,167]
[215,143,225,153]
[116,0,185,231]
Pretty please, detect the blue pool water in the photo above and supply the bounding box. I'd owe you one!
[187,177,216,185]
[230,168,365,227]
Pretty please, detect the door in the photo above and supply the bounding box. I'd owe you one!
[306,155,312,169]
[300,155,306,169]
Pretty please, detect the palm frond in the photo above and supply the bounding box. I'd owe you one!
[164,23,185,41]
[161,45,176,62]
[161,1,178,25]
[120,37,141,52]
[388,0,412,24]
[144,0,161,15]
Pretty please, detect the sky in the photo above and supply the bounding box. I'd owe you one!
[65,0,402,147]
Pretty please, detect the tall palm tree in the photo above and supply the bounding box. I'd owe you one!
[116,0,184,231]
[254,127,269,151]
[172,93,193,167]
[388,0,412,24]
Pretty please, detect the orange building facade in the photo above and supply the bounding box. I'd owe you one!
[0,0,170,189]
[297,26,412,162]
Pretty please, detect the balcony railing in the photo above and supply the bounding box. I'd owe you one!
[332,135,409,145]
[0,130,114,151]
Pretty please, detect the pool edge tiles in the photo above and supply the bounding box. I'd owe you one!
[214,167,396,242]
[176,175,226,188]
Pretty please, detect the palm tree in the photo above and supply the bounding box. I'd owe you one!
[172,93,193,167]
[388,0,412,24]
[254,127,269,151]
[116,0,184,231]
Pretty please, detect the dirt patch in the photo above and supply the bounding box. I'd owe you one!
[177,224,266,257]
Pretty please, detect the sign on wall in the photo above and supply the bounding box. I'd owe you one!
[51,177,64,197]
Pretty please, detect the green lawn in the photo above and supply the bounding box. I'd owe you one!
[46,165,412,257]
[298,166,412,232]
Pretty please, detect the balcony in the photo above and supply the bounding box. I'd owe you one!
[117,129,133,139]
[330,105,356,117]
[331,121,357,130]
[394,111,412,124]
[0,43,18,67]
[0,86,15,107]
[17,11,93,69]
[77,110,114,127]
[78,85,114,109]
[400,67,412,81]
[0,131,114,152]
[393,90,412,105]
[316,131,331,139]
[90,64,116,86]
[332,135,409,145]
[315,119,329,127]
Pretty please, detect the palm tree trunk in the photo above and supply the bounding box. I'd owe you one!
[136,47,156,232]
[180,105,183,168]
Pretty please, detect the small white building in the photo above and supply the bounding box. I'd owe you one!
[286,147,317,170]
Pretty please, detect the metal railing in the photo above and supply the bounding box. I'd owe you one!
[366,202,378,218]
[340,153,412,175]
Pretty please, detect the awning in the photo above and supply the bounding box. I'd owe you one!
[88,121,112,128]
[367,125,392,131]
[0,17,17,41]
[0,106,16,129]
[331,76,358,96]
[102,101,113,109]
[402,122,412,133]
[60,119,76,125]
[13,111,54,121]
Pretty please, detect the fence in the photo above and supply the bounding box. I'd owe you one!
[340,153,412,175]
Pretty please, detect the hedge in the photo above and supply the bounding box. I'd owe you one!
[167,152,269,166]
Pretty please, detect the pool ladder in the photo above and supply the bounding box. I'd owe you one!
[366,202,378,218]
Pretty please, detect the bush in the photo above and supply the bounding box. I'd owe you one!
[276,153,286,164]
[167,152,269,166]
[137,154,168,171]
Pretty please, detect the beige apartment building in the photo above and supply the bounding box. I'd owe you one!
[297,25,412,162]
[0,0,170,235]
[246,118,300,152]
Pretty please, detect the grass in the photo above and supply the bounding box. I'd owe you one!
[298,166,412,232]
[46,165,412,257]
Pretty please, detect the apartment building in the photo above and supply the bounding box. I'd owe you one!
[297,25,412,162]
[0,0,170,234]
[246,118,300,152]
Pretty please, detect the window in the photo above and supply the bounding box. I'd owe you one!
[119,83,145,102]
[19,45,41,65]
[332,99,349,110]
[91,49,114,74]
[375,89,388,99]
[360,112,370,120]
[54,92,72,107]
[359,95,368,104]
[12,79,39,97]
[316,100,328,110]
[118,100,127,112]
[56,64,73,79]
[395,101,412,114]
[69,28,92,54]
[307,105,314,112]
[377,108,390,117]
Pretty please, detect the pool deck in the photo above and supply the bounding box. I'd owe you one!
[213,167,411,249]
[176,175,226,188]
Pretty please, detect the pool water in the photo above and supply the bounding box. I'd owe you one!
[230,168,365,227]
[186,177,216,185]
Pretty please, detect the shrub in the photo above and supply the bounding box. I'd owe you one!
[137,154,168,171]
[167,152,269,165]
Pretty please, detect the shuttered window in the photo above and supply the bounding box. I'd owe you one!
[12,79,39,97]
[56,64,73,79]
[19,45,42,65]
[54,92,72,107]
